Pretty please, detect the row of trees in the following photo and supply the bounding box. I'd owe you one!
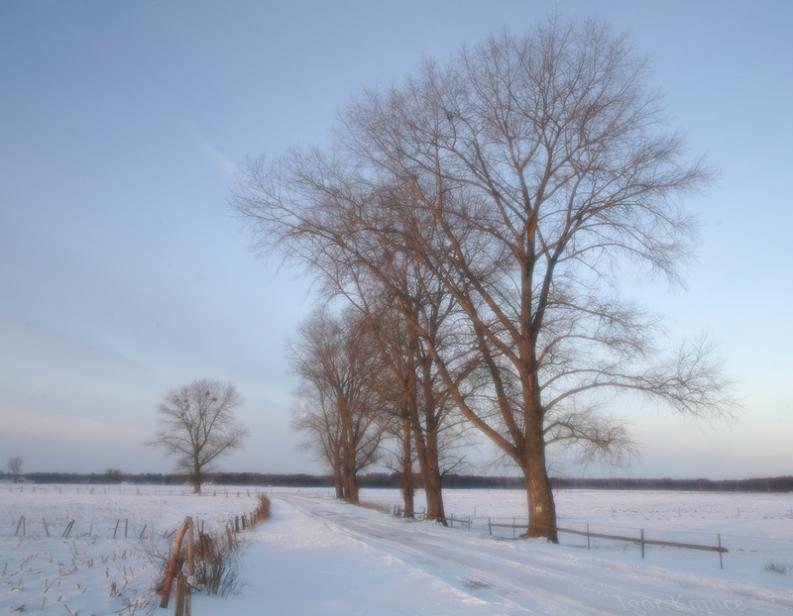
[235,18,730,540]
[290,306,469,521]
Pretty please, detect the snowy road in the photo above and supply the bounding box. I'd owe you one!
[198,494,793,615]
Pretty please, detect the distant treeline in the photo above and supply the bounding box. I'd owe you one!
[2,472,792,492]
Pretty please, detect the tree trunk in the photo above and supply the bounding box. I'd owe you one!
[342,436,359,504]
[417,353,446,524]
[333,465,345,499]
[521,424,557,541]
[412,425,446,525]
[400,417,415,517]
[192,463,202,494]
[344,467,359,504]
[424,423,445,523]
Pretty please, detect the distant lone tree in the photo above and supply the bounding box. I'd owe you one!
[7,456,23,483]
[149,379,248,493]
[104,468,123,483]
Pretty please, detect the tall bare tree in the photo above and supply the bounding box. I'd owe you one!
[149,378,248,493]
[292,384,347,498]
[291,309,384,503]
[7,456,23,483]
[235,17,731,540]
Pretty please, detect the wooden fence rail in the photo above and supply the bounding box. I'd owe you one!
[392,508,727,568]
[393,507,473,530]
[487,518,727,568]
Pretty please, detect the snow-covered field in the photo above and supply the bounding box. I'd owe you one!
[356,487,793,587]
[2,485,792,614]
[0,484,262,614]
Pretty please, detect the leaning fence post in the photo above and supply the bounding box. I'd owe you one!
[640,529,645,558]
[718,534,723,569]
[42,518,49,537]
[124,518,128,539]
[488,517,492,536]
[113,518,120,539]
[586,522,590,549]
[159,517,192,609]
[186,518,194,577]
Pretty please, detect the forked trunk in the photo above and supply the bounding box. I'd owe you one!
[423,423,445,523]
[413,353,447,524]
[413,428,446,525]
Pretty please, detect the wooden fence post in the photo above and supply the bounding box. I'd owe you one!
[488,517,492,536]
[186,518,194,577]
[159,517,192,609]
[14,515,24,537]
[586,523,590,549]
[640,529,645,558]
[718,534,723,569]
[42,517,49,537]
[174,572,186,616]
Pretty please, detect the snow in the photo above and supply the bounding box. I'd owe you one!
[353,487,793,592]
[2,485,792,614]
[0,484,262,614]
[198,491,793,615]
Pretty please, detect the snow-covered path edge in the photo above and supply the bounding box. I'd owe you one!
[193,495,793,615]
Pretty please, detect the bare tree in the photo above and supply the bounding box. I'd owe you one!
[291,309,384,503]
[7,456,23,483]
[149,379,248,493]
[292,382,347,498]
[350,275,475,523]
[235,17,732,540]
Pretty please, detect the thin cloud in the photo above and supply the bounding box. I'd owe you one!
[189,125,238,179]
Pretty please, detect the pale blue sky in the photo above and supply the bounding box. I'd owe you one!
[1,0,791,478]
